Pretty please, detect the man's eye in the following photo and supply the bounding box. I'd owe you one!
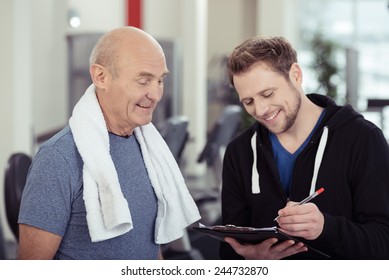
[138,78,150,85]
[264,91,273,98]
[243,99,253,106]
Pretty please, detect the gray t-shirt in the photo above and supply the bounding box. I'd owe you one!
[18,126,159,259]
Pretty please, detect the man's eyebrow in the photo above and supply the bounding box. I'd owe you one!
[240,88,275,102]
[137,71,170,78]
[257,87,275,95]
[137,72,154,78]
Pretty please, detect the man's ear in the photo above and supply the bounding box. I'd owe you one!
[289,63,303,86]
[89,64,107,89]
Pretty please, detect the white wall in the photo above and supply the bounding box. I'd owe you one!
[143,0,182,39]
[207,0,256,64]
[67,0,126,34]
[256,0,299,45]
[32,0,68,137]
[0,0,16,244]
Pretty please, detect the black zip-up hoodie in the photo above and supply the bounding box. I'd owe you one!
[220,94,389,259]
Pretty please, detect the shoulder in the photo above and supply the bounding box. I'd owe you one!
[228,124,256,147]
[38,126,80,160]
[40,126,75,151]
[33,126,82,180]
[326,103,384,140]
[338,114,384,140]
[327,112,389,160]
[225,124,258,164]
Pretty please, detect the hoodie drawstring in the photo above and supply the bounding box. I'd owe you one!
[250,126,329,195]
[309,126,329,195]
[251,132,260,194]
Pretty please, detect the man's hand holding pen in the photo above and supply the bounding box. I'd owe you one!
[224,188,326,259]
[275,200,325,240]
[275,187,325,240]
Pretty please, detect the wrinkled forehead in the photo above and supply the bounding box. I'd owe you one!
[118,42,169,76]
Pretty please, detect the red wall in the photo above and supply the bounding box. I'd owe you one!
[127,0,142,28]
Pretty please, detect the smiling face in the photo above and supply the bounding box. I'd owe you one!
[91,27,169,136]
[106,42,168,135]
[233,61,302,135]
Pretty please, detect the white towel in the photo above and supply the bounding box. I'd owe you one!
[69,84,201,243]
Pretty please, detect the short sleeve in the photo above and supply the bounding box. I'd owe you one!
[18,146,76,236]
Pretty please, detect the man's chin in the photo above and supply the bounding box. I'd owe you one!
[261,123,285,135]
[137,117,153,127]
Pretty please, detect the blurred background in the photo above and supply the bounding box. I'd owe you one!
[1,0,389,258]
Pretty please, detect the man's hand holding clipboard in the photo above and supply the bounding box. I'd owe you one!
[192,223,329,259]
[192,188,329,259]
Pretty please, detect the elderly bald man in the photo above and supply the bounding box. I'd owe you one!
[17,27,200,260]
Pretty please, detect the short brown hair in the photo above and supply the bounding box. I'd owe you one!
[227,36,297,86]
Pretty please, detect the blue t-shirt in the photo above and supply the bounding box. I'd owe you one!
[18,126,159,259]
[270,109,326,196]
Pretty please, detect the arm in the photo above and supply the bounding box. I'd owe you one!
[328,128,389,258]
[18,146,75,259]
[278,128,389,258]
[18,224,62,259]
[219,143,250,259]
[157,247,163,260]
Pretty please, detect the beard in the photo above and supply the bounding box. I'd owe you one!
[261,82,302,135]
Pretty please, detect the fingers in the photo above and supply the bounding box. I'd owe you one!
[224,237,308,260]
[224,237,249,258]
[276,204,325,240]
[225,237,278,248]
[224,237,278,255]
[285,201,299,207]
[278,202,311,218]
[274,241,308,258]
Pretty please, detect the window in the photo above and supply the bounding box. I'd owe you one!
[297,0,389,136]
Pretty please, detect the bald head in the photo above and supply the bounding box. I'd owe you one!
[89,26,164,79]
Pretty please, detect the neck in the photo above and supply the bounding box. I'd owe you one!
[96,91,133,137]
[277,96,324,153]
[103,112,133,137]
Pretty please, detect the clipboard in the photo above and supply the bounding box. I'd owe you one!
[192,224,330,259]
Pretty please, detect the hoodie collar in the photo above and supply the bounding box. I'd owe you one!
[307,93,362,131]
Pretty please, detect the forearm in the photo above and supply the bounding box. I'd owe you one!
[317,213,389,259]
[158,247,163,260]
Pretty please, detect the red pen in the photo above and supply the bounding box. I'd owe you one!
[274,187,325,221]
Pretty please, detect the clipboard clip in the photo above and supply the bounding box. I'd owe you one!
[212,224,256,232]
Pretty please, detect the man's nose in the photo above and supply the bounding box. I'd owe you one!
[253,100,269,118]
[147,82,164,102]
